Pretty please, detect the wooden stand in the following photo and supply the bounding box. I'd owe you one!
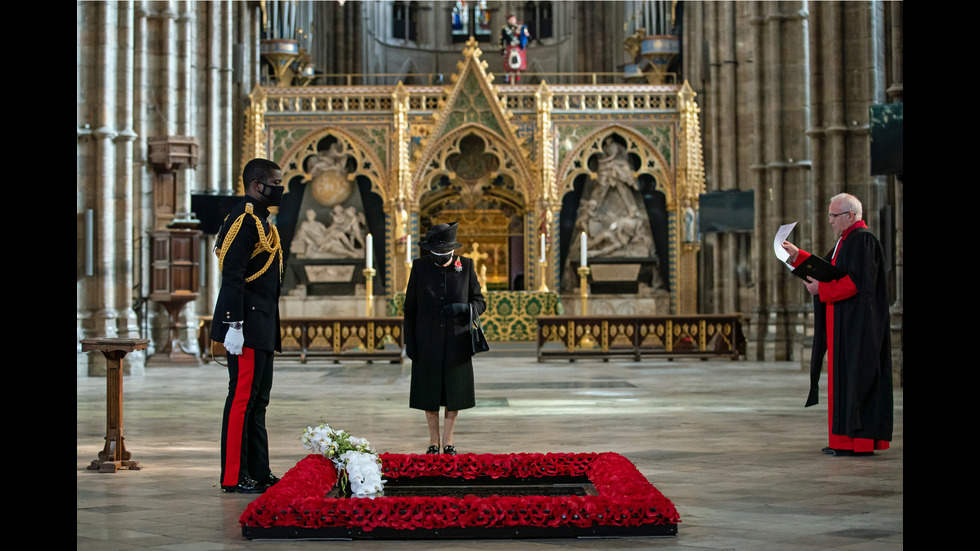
[81,338,150,472]
[147,228,202,366]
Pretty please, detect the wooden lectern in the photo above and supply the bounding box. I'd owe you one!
[81,338,149,472]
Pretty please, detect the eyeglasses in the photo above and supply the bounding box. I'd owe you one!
[829,211,851,219]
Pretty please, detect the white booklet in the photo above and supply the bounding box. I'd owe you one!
[773,222,797,267]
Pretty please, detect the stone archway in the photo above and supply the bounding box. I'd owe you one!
[556,127,673,311]
[415,130,528,291]
[276,130,387,299]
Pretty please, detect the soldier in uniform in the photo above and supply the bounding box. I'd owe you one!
[212,158,284,492]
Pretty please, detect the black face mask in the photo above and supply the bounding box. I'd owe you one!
[430,250,453,263]
[258,182,284,207]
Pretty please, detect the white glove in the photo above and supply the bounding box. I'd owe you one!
[224,324,244,355]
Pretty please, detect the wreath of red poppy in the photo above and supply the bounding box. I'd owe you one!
[240,452,679,536]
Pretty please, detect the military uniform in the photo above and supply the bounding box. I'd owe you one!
[211,198,283,488]
[500,17,529,83]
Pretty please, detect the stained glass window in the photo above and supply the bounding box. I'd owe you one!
[451,0,491,43]
[475,1,491,37]
[451,1,469,38]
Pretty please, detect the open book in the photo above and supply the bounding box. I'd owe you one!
[774,222,847,282]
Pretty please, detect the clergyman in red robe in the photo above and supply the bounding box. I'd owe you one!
[782,193,893,456]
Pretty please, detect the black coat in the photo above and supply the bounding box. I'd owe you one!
[807,227,892,442]
[404,255,486,411]
[210,198,283,353]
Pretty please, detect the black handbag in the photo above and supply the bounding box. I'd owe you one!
[470,304,490,354]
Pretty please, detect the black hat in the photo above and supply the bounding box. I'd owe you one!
[418,222,462,252]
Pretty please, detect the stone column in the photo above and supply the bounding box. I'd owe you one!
[716,1,738,317]
[752,2,811,361]
[886,2,903,386]
[687,2,810,359]
[78,3,123,375]
[114,1,142,370]
[804,1,901,377]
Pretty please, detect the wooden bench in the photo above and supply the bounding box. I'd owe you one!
[536,314,745,362]
[199,317,404,363]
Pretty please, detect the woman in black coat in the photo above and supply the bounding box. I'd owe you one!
[404,222,486,455]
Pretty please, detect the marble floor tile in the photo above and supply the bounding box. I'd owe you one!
[78,352,902,550]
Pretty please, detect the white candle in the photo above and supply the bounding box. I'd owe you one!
[580,232,587,267]
[366,234,373,269]
[406,234,411,264]
[540,232,546,263]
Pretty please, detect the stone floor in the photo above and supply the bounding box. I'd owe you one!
[77,346,902,550]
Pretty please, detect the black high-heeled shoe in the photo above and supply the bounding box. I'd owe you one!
[425,445,440,454]
[443,445,457,456]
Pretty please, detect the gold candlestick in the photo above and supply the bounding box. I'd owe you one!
[577,265,591,315]
[537,232,550,292]
[577,265,594,348]
[537,254,550,293]
[363,267,376,317]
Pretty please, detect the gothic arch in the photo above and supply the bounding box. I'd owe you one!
[555,124,675,301]
[396,57,423,85]
[556,125,673,206]
[279,127,389,202]
[410,123,533,205]
[522,58,547,85]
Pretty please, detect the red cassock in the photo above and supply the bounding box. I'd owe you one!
[792,220,892,452]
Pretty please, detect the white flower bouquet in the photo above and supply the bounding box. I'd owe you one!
[300,421,385,496]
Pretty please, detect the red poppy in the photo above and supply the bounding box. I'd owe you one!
[241,452,679,532]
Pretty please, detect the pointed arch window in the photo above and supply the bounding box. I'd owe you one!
[451,1,492,43]
[523,1,552,41]
[393,1,419,42]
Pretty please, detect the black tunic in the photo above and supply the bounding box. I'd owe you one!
[404,255,486,411]
[210,198,282,353]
